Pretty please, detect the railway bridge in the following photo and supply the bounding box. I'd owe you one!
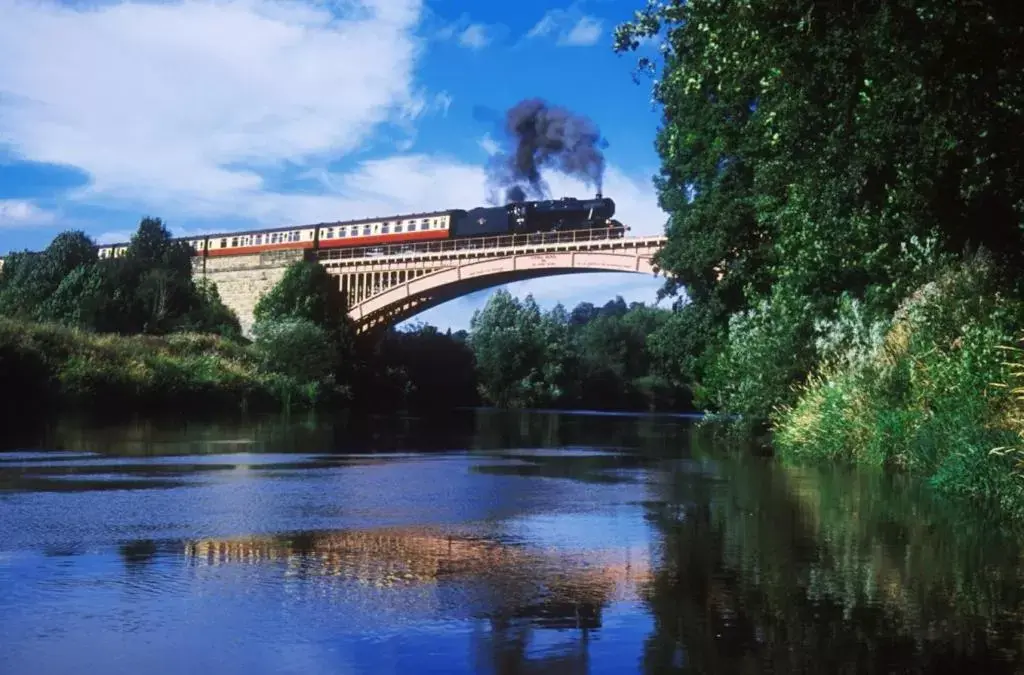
[318,229,666,333]
[190,228,666,334]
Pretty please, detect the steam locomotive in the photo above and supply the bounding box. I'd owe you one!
[96,195,623,260]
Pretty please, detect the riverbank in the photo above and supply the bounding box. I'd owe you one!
[0,318,338,416]
[770,259,1024,520]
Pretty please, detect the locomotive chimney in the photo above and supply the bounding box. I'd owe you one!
[596,191,602,199]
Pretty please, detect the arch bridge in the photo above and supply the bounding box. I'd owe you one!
[316,228,667,333]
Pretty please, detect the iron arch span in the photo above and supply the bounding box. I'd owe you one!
[348,246,661,333]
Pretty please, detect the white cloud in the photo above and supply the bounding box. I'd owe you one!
[562,16,603,46]
[458,24,489,49]
[0,0,426,216]
[478,135,500,156]
[434,13,501,50]
[0,200,56,228]
[526,8,603,47]
[431,91,453,117]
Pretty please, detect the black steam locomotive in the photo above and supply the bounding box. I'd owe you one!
[449,195,623,238]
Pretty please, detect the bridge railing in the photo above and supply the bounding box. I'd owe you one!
[316,227,639,264]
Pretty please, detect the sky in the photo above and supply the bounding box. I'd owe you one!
[0,0,670,330]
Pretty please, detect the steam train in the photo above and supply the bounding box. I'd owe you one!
[96,196,624,260]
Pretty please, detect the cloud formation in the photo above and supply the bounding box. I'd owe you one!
[0,0,426,216]
[0,200,56,228]
[457,23,490,49]
[526,8,604,47]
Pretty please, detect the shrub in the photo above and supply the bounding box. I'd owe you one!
[252,317,340,384]
[773,255,1024,517]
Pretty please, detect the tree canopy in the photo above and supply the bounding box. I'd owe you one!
[0,218,240,337]
[614,0,1024,420]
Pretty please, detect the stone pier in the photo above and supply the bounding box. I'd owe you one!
[192,249,308,336]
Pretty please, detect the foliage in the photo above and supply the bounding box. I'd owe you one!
[468,291,691,411]
[614,0,1024,425]
[469,290,570,407]
[251,318,341,388]
[0,317,319,417]
[251,259,355,401]
[0,218,241,337]
[773,255,1024,516]
[356,323,479,411]
[253,260,349,339]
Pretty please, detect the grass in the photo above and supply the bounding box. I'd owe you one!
[771,259,1024,520]
[0,318,329,416]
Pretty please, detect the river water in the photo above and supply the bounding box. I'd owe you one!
[1,409,1023,674]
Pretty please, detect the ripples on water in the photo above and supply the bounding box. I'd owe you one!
[1,409,1023,674]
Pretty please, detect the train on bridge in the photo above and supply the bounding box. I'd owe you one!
[96,195,624,260]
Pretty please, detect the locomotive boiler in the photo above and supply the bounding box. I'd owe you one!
[451,196,618,238]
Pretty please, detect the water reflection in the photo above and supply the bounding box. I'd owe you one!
[185,528,648,625]
[3,411,1024,673]
[637,437,1024,674]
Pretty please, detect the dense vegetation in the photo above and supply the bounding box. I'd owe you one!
[613,0,1024,515]
[468,290,689,410]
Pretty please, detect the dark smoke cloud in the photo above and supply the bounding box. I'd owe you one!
[485,98,608,204]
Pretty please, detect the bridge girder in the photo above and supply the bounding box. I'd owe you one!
[321,236,665,333]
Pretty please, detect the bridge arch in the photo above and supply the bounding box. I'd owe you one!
[348,245,661,332]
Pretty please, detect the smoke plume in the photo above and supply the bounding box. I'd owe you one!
[485,98,608,204]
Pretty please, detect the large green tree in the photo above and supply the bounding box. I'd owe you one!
[251,259,354,388]
[469,290,573,407]
[253,260,349,339]
[615,0,1024,419]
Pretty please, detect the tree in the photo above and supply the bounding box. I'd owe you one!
[253,260,349,339]
[614,0,1024,420]
[0,218,241,338]
[469,290,570,407]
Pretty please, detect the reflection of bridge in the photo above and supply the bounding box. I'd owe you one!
[185,528,650,626]
[318,229,666,333]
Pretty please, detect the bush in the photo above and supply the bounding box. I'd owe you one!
[252,317,340,384]
[0,317,325,414]
[703,282,819,426]
[773,255,1024,518]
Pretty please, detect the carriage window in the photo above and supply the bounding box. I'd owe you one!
[362,226,371,236]
[381,225,390,234]
[326,228,334,239]
[395,224,403,233]
[420,221,429,231]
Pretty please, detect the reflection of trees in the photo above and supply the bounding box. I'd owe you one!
[119,539,158,569]
[21,408,695,461]
[471,409,693,455]
[640,435,1024,673]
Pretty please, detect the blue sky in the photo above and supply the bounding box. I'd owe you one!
[0,0,670,330]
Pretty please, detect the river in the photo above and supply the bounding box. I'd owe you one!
[1,409,1023,674]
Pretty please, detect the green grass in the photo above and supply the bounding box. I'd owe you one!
[772,261,1024,520]
[0,318,330,415]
